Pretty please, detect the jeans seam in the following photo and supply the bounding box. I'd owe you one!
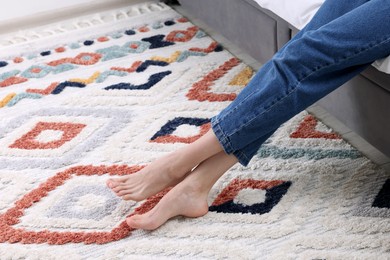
[298,35,390,82]
[228,35,390,137]
[212,116,251,165]
[211,117,235,154]
[233,150,250,166]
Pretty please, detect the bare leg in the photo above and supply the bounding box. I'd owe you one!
[106,130,224,201]
[126,151,238,230]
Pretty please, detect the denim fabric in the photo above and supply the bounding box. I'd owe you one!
[211,0,390,166]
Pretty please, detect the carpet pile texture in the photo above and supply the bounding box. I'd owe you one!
[0,2,389,259]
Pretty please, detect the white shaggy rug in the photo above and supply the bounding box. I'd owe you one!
[0,2,389,259]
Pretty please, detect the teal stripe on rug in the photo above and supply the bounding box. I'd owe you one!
[257,145,362,160]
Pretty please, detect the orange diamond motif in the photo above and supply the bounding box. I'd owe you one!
[9,122,86,150]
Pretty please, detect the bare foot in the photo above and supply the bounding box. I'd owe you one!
[106,152,190,201]
[106,130,224,201]
[126,178,209,230]
[126,152,237,230]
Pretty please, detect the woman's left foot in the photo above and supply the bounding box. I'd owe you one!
[126,152,238,230]
[126,177,209,230]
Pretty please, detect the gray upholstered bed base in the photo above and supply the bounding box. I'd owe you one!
[178,0,390,158]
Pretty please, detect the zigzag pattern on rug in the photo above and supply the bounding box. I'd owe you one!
[0,3,388,259]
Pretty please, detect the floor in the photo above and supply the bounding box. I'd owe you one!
[171,4,390,173]
[1,0,389,172]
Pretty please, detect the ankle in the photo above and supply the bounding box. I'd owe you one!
[164,151,191,179]
[182,176,211,197]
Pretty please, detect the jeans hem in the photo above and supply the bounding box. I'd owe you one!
[211,116,250,166]
[211,116,234,154]
[232,150,250,167]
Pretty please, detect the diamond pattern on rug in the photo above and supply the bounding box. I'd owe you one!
[372,179,390,209]
[46,184,122,221]
[0,108,132,169]
[186,58,242,102]
[0,2,389,258]
[209,178,292,214]
[0,165,170,245]
[9,122,86,150]
[349,170,390,218]
[150,117,211,144]
[290,114,341,139]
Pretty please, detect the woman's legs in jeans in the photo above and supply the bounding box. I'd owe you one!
[214,0,390,165]
[108,0,390,229]
[223,0,375,162]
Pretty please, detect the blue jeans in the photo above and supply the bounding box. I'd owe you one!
[211,0,390,166]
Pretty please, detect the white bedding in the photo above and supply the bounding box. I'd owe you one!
[253,0,390,74]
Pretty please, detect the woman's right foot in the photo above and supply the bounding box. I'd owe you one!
[106,151,191,201]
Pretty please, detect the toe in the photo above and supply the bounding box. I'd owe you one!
[117,189,130,196]
[122,193,143,201]
[126,215,142,228]
[106,179,117,189]
[126,215,161,230]
[107,176,130,188]
[112,186,121,192]
[112,184,128,193]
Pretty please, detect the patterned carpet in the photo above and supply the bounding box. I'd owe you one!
[0,2,389,259]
